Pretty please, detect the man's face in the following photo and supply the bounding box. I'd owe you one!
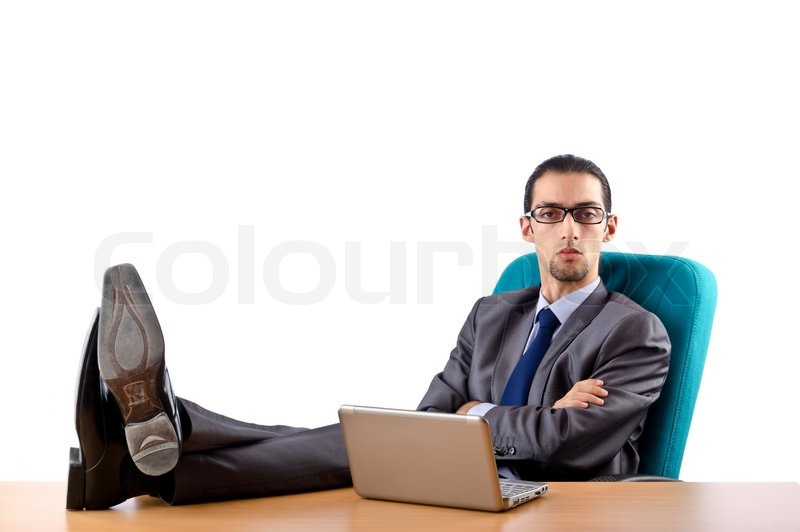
[519,171,617,289]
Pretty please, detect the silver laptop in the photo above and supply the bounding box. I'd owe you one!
[338,405,548,512]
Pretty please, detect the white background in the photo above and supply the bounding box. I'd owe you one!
[1,1,798,482]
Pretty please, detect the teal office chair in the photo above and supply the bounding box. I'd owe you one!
[493,252,717,479]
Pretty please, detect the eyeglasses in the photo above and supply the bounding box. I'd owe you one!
[525,206,611,225]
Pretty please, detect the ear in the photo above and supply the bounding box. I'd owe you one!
[520,216,535,243]
[602,214,618,242]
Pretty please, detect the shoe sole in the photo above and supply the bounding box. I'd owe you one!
[98,264,179,476]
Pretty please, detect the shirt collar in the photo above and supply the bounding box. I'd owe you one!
[535,277,601,326]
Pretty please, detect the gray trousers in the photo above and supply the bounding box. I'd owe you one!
[169,398,352,504]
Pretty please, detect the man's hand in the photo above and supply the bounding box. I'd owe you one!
[553,379,608,409]
[455,401,482,414]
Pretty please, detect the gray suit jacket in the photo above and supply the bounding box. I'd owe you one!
[417,281,671,480]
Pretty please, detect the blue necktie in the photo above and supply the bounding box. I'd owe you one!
[500,307,560,406]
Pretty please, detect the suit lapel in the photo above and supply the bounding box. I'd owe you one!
[528,282,611,401]
[491,287,539,403]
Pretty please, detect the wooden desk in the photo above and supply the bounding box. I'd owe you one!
[1,482,797,531]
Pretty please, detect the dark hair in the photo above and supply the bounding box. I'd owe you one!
[523,154,612,214]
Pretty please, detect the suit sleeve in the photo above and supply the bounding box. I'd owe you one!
[483,309,670,470]
[416,298,483,414]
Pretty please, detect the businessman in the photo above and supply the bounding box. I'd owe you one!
[67,154,670,509]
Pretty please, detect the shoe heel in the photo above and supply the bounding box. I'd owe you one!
[124,412,180,476]
[66,447,85,510]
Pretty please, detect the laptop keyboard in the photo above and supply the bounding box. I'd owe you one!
[499,480,541,498]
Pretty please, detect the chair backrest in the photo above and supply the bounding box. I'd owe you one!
[493,252,717,478]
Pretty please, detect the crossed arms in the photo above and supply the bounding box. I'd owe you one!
[417,290,671,475]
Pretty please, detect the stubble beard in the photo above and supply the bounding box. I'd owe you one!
[548,259,590,283]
